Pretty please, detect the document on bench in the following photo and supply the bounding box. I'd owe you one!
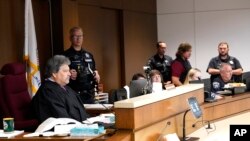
[0,130,24,138]
[83,113,115,124]
[84,104,113,110]
[23,117,82,137]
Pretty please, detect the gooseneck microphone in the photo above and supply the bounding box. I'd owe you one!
[183,109,190,141]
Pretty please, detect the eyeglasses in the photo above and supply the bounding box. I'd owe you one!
[72,35,83,39]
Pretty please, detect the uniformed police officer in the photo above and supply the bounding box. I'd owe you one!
[63,27,100,104]
[207,42,243,83]
[211,63,233,93]
[147,41,173,83]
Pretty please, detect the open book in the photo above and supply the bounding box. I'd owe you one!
[24,117,82,137]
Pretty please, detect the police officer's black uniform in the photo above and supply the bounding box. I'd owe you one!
[211,76,233,93]
[63,47,97,104]
[207,55,243,83]
[147,54,173,82]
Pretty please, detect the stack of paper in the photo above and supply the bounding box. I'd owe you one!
[84,104,113,110]
[95,93,109,103]
[83,113,115,124]
[0,130,24,138]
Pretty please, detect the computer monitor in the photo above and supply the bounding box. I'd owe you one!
[189,78,211,92]
[189,79,216,102]
[129,79,147,98]
[243,71,250,92]
[187,97,202,119]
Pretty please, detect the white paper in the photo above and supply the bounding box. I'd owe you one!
[84,104,113,110]
[152,82,163,93]
[83,114,115,124]
[23,118,82,137]
[0,130,24,138]
[35,117,82,133]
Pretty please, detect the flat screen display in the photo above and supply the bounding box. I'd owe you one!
[187,97,202,119]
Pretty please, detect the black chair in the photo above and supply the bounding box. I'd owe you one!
[190,78,214,102]
[129,79,147,98]
[242,71,250,91]
[109,88,127,104]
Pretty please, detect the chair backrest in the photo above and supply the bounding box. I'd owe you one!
[0,75,10,128]
[242,71,250,91]
[189,78,211,92]
[109,88,127,104]
[0,63,33,121]
[129,79,147,98]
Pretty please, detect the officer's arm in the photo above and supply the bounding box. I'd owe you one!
[207,59,220,75]
[232,58,243,75]
[232,68,243,75]
[208,68,220,75]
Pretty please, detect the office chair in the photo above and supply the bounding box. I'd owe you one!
[109,88,127,104]
[242,71,250,91]
[0,62,39,131]
[0,76,10,129]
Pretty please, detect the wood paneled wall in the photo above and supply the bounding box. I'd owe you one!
[62,0,157,92]
[0,0,157,92]
[0,0,52,79]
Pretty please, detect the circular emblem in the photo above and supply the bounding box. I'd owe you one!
[212,81,220,89]
[229,60,234,64]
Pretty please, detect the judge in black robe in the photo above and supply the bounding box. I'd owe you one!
[32,55,89,123]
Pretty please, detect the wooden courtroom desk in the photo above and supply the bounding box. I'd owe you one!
[111,84,204,141]
[108,85,250,141]
[0,130,113,141]
[202,92,250,121]
[5,87,250,141]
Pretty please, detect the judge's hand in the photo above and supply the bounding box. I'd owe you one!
[70,69,77,80]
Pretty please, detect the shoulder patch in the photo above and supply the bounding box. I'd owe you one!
[85,53,90,58]
[212,81,220,89]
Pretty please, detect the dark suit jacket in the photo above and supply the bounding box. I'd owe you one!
[32,80,88,123]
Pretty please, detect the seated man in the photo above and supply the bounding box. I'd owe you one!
[211,63,233,93]
[32,55,89,123]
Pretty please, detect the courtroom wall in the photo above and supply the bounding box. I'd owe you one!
[0,0,157,92]
[157,0,250,78]
[0,0,52,78]
[62,0,157,91]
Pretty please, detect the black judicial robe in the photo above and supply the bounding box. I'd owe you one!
[32,80,89,123]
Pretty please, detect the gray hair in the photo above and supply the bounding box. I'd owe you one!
[45,55,70,78]
[220,63,232,71]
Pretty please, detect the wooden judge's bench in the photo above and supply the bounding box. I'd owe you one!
[107,84,250,141]
[3,84,250,140]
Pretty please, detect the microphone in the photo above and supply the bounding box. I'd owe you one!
[182,109,200,141]
[100,103,113,113]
